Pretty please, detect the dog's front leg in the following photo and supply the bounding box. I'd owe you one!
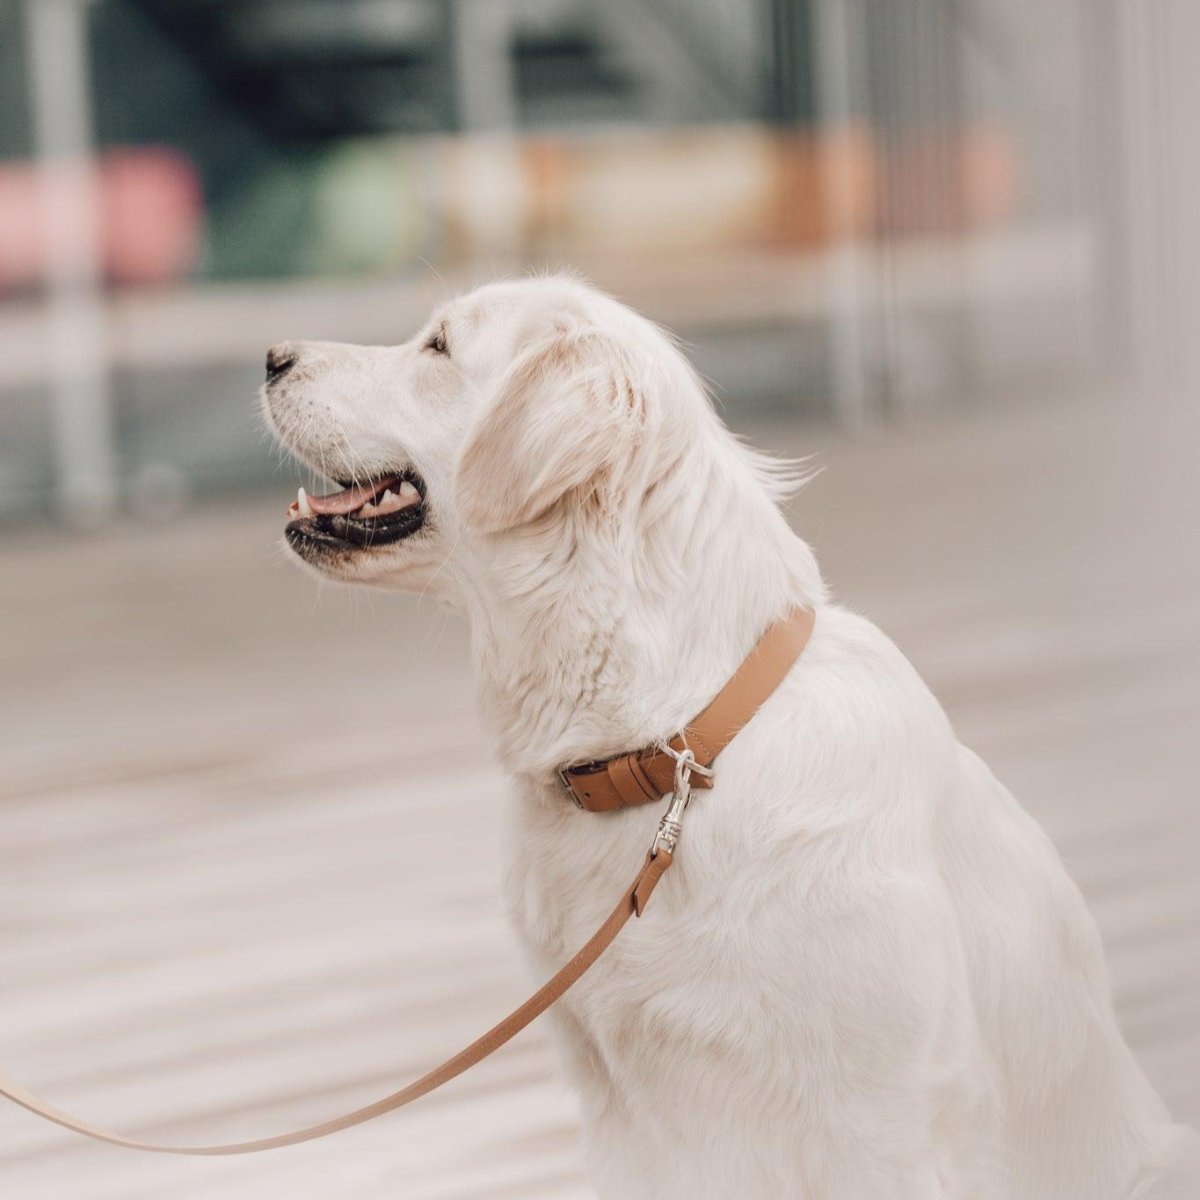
[572,879,1000,1200]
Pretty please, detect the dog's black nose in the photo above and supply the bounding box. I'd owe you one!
[265,344,297,384]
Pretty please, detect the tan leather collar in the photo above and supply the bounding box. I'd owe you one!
[559,607,816,811]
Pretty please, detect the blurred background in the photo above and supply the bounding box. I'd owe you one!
[0,2,1196,1197]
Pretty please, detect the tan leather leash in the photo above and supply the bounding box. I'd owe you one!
[0,608,814,1156]
[0,852,673,1156]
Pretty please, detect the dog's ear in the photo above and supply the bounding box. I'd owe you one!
[455,326,647,533]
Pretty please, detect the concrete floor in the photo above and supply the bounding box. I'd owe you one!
[0,390,1196,1198]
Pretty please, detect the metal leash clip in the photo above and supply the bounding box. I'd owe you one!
[650,746,708,858]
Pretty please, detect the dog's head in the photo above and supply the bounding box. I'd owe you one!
[262,276,725,601]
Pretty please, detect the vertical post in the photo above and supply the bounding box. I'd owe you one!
[1081,0,1135,388]
[24,0,117,520]
[811,0,876,431]
[766,0,815,125]
[450,0,517,132]
[1113,0,1200,388]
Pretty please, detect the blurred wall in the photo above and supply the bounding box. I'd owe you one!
[0,0,1194,520]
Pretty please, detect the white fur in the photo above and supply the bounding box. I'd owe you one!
[264,276,1198,1199]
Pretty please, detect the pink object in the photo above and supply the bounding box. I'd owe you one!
[0,147,202,291]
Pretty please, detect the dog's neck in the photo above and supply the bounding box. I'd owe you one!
[457,434,825,782]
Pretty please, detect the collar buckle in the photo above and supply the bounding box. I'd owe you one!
[557,761,607,809]
[556,765,585,809]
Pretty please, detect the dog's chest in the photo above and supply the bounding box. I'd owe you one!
[503,777,815,1083]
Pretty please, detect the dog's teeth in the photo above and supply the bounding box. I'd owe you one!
[398,481,420,504]
[364,487,415,518]
[359,501,378,518]
[297,487,313,518]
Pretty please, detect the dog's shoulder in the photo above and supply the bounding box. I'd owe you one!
[746,603,957,774]
[704,604,964,867]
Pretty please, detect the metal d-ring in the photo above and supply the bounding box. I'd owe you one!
[661,735,714,780]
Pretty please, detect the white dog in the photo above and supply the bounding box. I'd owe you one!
[262,276,1197,1199]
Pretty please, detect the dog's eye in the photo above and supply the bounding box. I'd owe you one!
[425,327,449,355]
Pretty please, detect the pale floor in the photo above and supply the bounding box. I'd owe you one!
[0,391,1197,1198]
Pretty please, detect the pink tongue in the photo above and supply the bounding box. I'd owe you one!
[296,476,403,517]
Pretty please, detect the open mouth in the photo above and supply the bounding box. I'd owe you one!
[284,470,426,552]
